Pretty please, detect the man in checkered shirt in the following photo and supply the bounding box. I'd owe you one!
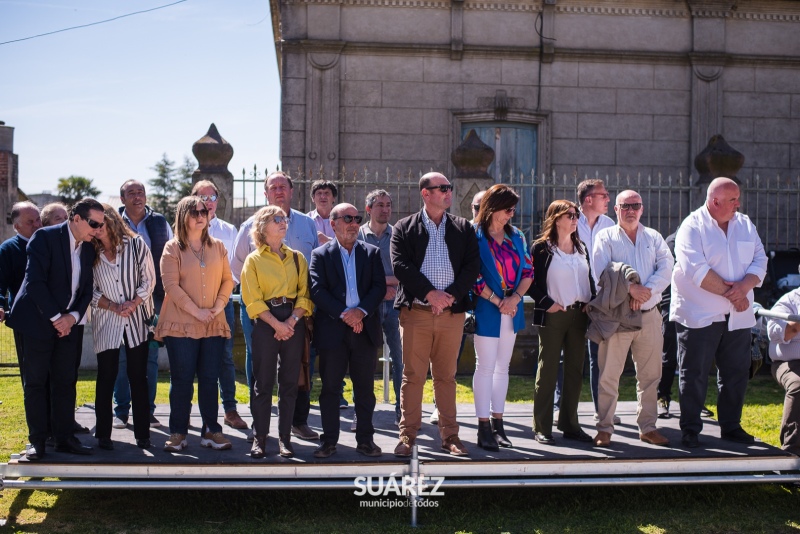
[390,172,480,457]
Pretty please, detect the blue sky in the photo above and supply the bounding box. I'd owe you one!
[0,0,280,201]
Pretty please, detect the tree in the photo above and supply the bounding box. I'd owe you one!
[57,175,101,206]
[177,156,197,199]
[148,154,179,222]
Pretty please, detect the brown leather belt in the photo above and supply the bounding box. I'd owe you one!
[266,297,295,308]
[565,301,586,310]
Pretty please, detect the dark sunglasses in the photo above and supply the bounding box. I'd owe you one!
[472,204,481,211]
[189,208,209,218]
[198,194,218,202]
[562,211,579,220]
[271,215,288,224]
[83,216,105,229]
[504,206,516,214]
[424,184,454,193]
[333,214,363,224]
[618,203,643,211]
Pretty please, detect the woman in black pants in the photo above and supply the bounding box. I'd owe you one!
[91,205,156,450]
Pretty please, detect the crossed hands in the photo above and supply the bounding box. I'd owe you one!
[194,306,223,325]
[723,280,751,313]
[426,290,455,316]
[53,314,76,338]
[273,320,295,341]
[498,296,519,317]
[628,283,652,311]
[342,308,365,334]
[114,300,138,319]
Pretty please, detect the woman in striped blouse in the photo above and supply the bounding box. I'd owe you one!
[472,184,533,451]
[91,204,156,450]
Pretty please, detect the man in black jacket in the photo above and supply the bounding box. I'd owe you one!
[390,172,480,457]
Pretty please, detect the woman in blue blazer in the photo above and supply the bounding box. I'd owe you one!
[472,184,533,450]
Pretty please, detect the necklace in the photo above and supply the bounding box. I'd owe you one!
[189,242,206,268]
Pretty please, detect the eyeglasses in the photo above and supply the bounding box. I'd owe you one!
[618,203,643,211]
[271,215,287,224]
[591,192,610,199]
[83,216,105,229]
[424,184,454,193]
[504,206,516,214]
[198,194,218,202]
[472,204,481,211]
[189,208,209,218]
[562,212,579,220]
[332,214,363,224]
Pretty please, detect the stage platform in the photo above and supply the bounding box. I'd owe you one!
[2,401,800,491]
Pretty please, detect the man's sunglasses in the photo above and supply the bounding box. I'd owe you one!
[562,211,579,220]
[472,204,481,211]
[424,184,454,193]
[189,208,209,218]
[332,214,363,224]
[83,216,105,229]
[198,194,218,202]
[618,203,643,211]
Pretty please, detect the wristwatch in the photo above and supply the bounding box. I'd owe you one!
[291,314,301,322]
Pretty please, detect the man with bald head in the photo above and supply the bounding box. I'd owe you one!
[671,177,767,448]
[309,203,386,458]
[391,172,480,456]
[591,190,674,447]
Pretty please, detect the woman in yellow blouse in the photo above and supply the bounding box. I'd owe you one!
[155,196,234,453]
[241,205,312,459]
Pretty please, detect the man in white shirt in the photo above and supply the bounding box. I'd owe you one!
[591,190,674,448]
[308,180,337,245]
[191,180,247,431]
[670,177,767,448]
[573,179,616,421]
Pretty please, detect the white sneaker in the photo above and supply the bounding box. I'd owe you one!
[164,433,187,452]
[350,413,357,432]
[429,407,439,425]
[200,431,232,450]
[112,417,127,429]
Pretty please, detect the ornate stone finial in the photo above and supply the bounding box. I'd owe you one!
[694,134,745,185]
[191,123,234,221]
[451,129,495,180]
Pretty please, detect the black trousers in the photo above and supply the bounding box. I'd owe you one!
[250,305,305,438]
[22,326,83,444]
[95,334,150,440]
[658,306,678,403]
[318,328,378,445]
[677,320,751,434]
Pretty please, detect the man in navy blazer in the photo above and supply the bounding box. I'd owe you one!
[0,202,42,375]
[309,203,386,458]
[8,197,103,460]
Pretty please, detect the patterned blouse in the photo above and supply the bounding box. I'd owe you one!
[474,228,533,295]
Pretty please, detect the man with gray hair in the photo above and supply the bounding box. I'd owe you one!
[358,189,403,426]
[671,177,767,448]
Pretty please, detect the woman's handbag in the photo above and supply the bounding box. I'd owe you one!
[292,252,313,392]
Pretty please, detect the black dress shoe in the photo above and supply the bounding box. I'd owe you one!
[27,442,46,461]
[55,436,93,455]
[73,421,91,434]
[356,441,382,457]
[681,431,700,448]
[45,436,55,448]
[721,428,755,444]
[563,430,593,443]
[313,441,337,458]
[136,439,152,449]
[278,435,295,458]
[97,438,114,450]
[535,432,556,445]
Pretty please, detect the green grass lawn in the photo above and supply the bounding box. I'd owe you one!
[1,319,799,531]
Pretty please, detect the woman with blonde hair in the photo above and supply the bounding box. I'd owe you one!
[240,205,312,459]
[91,204,155,450]
[528,199,596,445]
[472,184,533,451]
[156,196,234,452]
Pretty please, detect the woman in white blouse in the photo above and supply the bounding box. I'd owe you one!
[91,204,156,450]
[528,200,596,445]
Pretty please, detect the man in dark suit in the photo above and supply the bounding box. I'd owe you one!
[309,203,386,458]
[0,202,42,377]
[8,197,103,460]
[390,172,480,457]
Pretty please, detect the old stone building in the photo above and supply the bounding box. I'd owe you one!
[269,0,799,190]
[0,122,20,242]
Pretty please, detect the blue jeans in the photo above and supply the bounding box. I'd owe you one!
[380,301,403,415]
[218,300,237,413]
[240,302,255,392]
[164,335,226,435]
[114,297,162,419]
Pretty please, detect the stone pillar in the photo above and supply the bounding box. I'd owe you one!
[451,129,495,219]
[450,0,465,60]
[0,121,18,242]
[192,123,234,222]
[305,50,342,180]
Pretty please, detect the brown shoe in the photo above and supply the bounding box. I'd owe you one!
[441,435,469,456]
[251,436,267,459]
[394,435,415,457]
[593,431,612,447]
[224,410,248,430]
[278,435,295,458]
[640,430,670,447]
[291,424,319,441]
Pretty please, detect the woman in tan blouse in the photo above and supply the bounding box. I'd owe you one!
[155,196,234,453]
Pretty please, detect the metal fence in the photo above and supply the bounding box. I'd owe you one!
[233,166,800,251]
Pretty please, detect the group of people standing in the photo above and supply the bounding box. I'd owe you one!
[2,166,794,460]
